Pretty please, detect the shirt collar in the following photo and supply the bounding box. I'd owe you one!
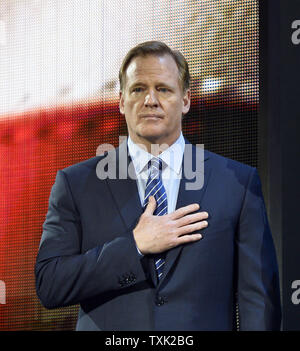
[127,133,185,175]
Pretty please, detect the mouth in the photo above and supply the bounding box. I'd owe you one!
[139,114,164,120]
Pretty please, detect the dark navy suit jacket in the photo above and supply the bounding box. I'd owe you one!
[35,140,281,330]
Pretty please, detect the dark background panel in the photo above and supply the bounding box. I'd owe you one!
[261,0,300,331]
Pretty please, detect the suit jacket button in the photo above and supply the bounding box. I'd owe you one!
[156,296,166,306]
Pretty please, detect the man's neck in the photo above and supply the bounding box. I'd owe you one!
[129,134,182,156]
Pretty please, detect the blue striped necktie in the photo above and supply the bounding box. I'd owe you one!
[143,157,168,280]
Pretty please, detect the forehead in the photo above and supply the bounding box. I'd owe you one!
[125,54,180,85]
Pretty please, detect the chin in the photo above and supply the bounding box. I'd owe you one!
[141,128,165,138]
[138,127,165,140]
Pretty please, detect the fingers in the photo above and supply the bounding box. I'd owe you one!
[176,233,203,246]
[171,203,201,220]
[138,200,209,254]
[171,205,209,239]
[176,211,209,228]
[143,196,156,215]
[177,220,208,236]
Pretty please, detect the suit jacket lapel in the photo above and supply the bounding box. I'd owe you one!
[104,140,158,286]
[158,142,211,287]
[104,140,142,235]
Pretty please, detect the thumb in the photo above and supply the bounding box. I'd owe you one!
[144,196,156,215]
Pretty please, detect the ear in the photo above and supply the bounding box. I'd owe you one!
[119,91,125,115]
[182,89,191,115]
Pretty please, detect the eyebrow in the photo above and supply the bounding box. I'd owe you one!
[129,82,147,88]
[129,81,175,90]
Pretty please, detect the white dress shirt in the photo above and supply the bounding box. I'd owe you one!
[127,133,185,214]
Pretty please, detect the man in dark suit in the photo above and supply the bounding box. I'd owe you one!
[35,41,281,330]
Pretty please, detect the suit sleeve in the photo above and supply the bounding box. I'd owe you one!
[237,168,281,330]
[35,170,148,309]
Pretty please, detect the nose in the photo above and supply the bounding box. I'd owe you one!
[144,89,159,107]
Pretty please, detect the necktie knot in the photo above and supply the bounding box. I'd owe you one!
[148,157,162,177]
[143,158,167,215]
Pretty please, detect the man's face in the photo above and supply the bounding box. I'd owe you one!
[119,54,190,148]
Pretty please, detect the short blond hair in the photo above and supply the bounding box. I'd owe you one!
[119,41,190,93]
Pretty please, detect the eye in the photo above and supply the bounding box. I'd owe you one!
[131,87,144,93]
[157,87,169,93]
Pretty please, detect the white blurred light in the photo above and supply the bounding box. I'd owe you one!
[0,20,7,46]
[202,77,222,94]
[0,0,169,116]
